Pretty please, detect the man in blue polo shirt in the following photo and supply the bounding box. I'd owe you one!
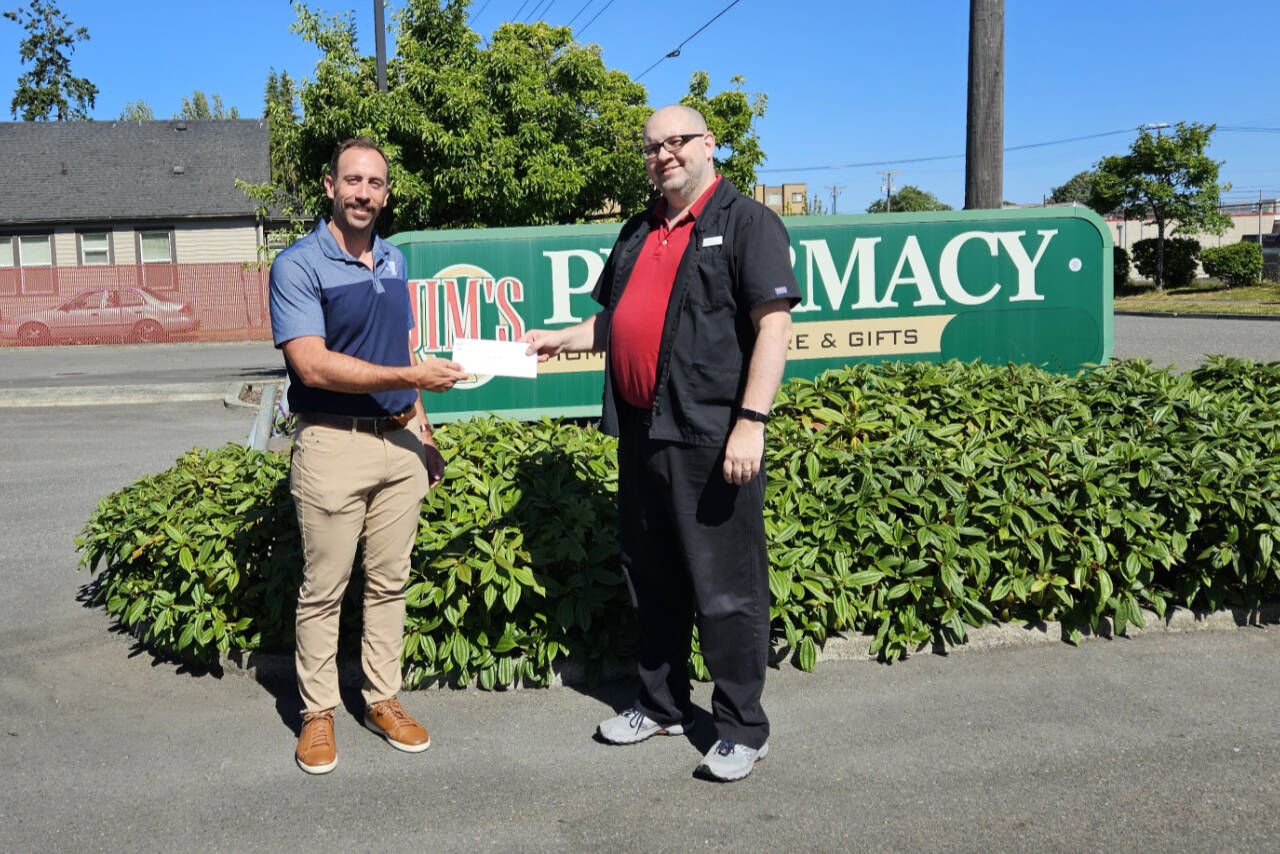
[269,137,468,775]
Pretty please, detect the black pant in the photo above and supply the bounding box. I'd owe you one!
[616,408,770,748]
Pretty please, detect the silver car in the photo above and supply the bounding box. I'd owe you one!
[0,287,199,344]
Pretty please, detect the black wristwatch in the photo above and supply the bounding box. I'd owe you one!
[737,407,770,424]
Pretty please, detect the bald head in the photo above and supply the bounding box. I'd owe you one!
[643,104,716,211]
[644,104,707,138]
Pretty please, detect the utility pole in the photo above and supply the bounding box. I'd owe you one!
[964,0,1003,210]
[374,0,388,92]
[825,185,845,215]
[1141,122,1170,137]
[878,170,899,212]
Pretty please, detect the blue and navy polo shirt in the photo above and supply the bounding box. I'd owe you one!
[269,220,417,417]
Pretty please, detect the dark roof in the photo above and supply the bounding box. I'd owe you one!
[0,119,270,226]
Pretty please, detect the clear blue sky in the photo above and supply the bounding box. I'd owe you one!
[3,0,1277,213]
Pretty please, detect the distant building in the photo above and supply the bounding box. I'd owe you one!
[1105,201,1279,281]
[1008,199,1280,281]
[1105,201,1278,252]
[753,183,809,216]
[0,119,277,343]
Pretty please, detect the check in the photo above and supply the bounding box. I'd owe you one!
[450,338,538,379]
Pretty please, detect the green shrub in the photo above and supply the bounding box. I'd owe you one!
[1131,237,1200,287]
[76,447,300,659]
[401,417,631,689]
[79,359,1280,682]
[1200,242,1264,288]
[1113,246,1131,288]
[78,417,635,689]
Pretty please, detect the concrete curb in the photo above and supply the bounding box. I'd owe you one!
[0,382,234,408]
[0,381,271,409]
[1114,309,1280,322]
[224,383,260,410]
[810,601,1280,664]
[218,602,1280,690]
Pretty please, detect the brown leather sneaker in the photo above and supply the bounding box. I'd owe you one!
[364,697,431,753]
[296,709,337,775]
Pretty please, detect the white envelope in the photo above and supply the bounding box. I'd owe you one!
[450,338,538,379]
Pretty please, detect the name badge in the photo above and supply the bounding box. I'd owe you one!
[702,235,723,247]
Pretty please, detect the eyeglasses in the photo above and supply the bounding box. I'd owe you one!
[640,133,706,159]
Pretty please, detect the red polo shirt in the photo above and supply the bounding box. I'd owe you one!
[610,176,721,409]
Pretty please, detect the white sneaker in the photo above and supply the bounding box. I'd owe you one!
[597,708,692,744]
[695,739,769,781]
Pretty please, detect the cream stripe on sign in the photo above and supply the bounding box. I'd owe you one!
[786,315,955,359]
[536,351,607,375]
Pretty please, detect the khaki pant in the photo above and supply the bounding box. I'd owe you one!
[290,416,430,713]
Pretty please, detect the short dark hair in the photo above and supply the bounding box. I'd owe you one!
[328,137,390,178]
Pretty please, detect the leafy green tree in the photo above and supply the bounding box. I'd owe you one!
[176,90,239,120]
[679,70,766,193]
[119,99,154,121]
[1088,122,1230,289]
[1049,170,1096,204]
[798,192,828,216]
[263,68,298,124]
[263,68,300,188]
[245,0,766,237]
[866,185,953,214]
[3,0,97,120]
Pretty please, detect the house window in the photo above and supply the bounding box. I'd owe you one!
[766,191,782,206]
[79,232,112,265]
[138,230,173,263]
[0,234,56,295]
[17,234,52,266]
[791,192,805,204]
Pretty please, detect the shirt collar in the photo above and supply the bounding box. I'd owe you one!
[315,219,390,266]
[652,174,722,227]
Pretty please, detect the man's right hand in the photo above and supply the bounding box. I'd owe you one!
[521,313,607,361]
[409,358,469,392]
[520,328,572,362]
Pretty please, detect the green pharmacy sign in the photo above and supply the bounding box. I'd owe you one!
[390,207,1113,422]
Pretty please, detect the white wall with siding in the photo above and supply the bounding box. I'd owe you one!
[173,220,261,263]
[1105,211,1279,280]
[112,226,136,264]
[1107,211,1279,252]
[53,228,76,267]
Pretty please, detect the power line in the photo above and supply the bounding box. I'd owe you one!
[472,0,495,25]
[635,0,744,81]
[511,0,534,22]
[877,171,899,212]
[575,0,617,37]
[525,0,557,23]
[825,184,846,216]
[565,0,594,28]
[759,125,1280,177]
[758,128,1138,174]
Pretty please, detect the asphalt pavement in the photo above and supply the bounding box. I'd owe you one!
[2,319,1279,852]
[0,340,283,406]
[1112,312,1280,370]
